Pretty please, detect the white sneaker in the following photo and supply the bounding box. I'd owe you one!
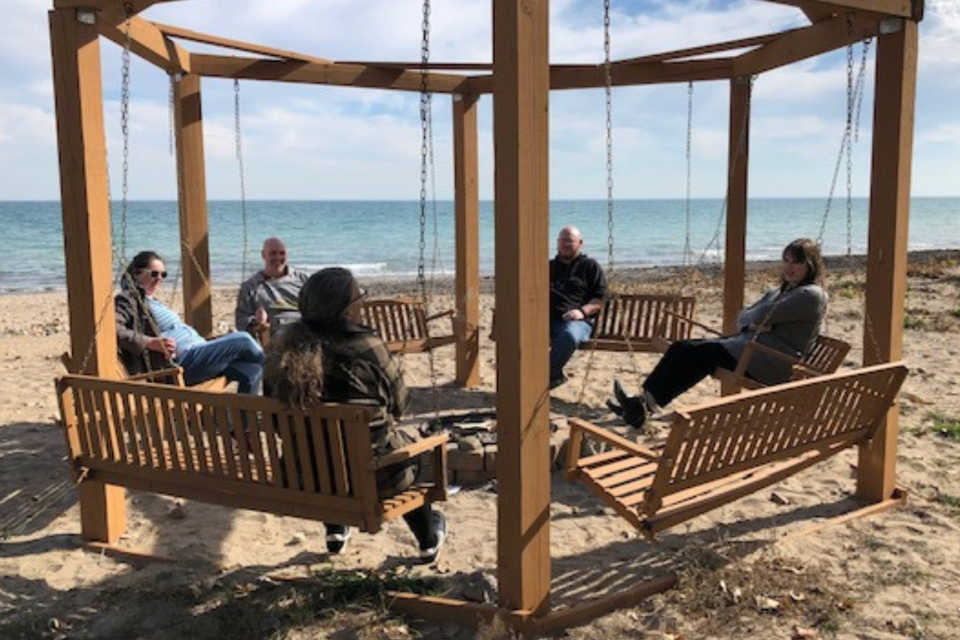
[325,526,352,554]
[419,512,447,562]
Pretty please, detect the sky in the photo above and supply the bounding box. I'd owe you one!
[2,0,958,201]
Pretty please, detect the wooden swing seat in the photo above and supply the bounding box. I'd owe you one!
[565,362,907,538]
[56,374,449,537]
[490,294,697,352]
[362,296,457,355]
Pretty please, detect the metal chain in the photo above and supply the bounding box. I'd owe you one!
[603,0,615,278]
[234,79,249,281]
[168,72,176,156]
[119,4,133,265]
[417,0,440,413]
[684,81,693,267]
[845,14,855,258]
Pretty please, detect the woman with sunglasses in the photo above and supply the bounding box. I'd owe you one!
[264,267,447,561]
[116,251,265,394]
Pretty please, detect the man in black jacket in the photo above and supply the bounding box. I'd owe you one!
[549,226,606,389]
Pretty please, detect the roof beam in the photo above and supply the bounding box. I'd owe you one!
[154,22,332,65]
[54,0,184,10]
[758,0,917,19]
[97,10,190,73]
[189,54,471,93]
[733,12,880,76]
[468,58,732,94]
[617,31,783,65]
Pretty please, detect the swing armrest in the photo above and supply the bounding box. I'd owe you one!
[371,434,450,470]
[126,367,187,385]
[425,308,455,323]
[731,342,801,380]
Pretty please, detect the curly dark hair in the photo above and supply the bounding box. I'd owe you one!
[264,267,357,407]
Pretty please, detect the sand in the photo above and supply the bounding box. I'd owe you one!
[1,253,959,639]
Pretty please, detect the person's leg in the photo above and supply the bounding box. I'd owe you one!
[403,504,446,561]
[643,339,738,407]
[549,319,593,382]
[179,332,265,393]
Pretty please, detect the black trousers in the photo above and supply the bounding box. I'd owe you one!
[326,504,435,547]
[643,339,739,407]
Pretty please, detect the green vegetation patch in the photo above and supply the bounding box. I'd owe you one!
[925,412,960,440]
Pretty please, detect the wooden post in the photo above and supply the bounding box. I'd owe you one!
[49,7,126,542]
[721,76,751,395]
[453,93,480,387]
[173,73,213,336]
[858,18,916,501]
[493,0,551,616]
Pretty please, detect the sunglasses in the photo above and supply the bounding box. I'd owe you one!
[139,269,168,279]
[349,287,368,305]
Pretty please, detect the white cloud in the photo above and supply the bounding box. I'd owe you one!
[2,0,958,200]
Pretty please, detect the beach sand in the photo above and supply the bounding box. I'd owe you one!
[1,253,959,639]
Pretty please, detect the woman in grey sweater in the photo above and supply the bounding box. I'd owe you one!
[608,238,827,429]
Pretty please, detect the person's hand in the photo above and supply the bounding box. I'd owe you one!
[562,308,587,321]
[255,306,269,327]
[147,336,176,355]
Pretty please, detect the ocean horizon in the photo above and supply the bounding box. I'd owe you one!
[2,197,958,294]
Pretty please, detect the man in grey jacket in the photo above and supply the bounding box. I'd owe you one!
[235,237,310,340]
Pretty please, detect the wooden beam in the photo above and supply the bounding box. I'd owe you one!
[493,0,552,617]
[758,0,916,19]
[722,76,751,398]
[49,7,127,543]
[858,18,917,501]
[173,73,213,336]
[54,0,183,10]
[453,94,481,387]
[189,54,470,93]
[734,13,880,76]
[97,11,190,73]
[618,31,783,65]
[469,58,733,95]
[154,21,332,65]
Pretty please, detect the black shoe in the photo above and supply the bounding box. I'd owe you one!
[419,512,447,563]
[549,374,567,390]
[609,379,647,429]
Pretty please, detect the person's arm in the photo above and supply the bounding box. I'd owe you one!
[234,278,262,333]
[754,285,826,327]
[115,293,149,355]
[115,294,172,356]
[365,337,410,418]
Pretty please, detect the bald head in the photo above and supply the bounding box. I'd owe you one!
[261,237,289,278]
[556,226,583,262]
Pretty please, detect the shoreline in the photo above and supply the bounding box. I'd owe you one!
[3,248,959,298]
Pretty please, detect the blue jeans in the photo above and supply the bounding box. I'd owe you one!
[549,319,593,380]
[179,332,265,394]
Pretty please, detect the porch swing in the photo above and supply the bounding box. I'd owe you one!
[564,24,900,539]
[651,33,874,392]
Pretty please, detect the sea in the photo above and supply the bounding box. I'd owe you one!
[1,198,958,294]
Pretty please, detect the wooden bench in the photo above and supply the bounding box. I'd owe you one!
[491,294,697,353]
[362,296,457,355]
[565,362,907,538]
[56,374,449,542]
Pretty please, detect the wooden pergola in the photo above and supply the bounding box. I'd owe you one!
[50,0,921,632]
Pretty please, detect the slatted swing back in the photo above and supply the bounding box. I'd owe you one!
[566,361,907,537]
[361,297,457,355]
[587,294,697,351]
[57,374,449,533]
